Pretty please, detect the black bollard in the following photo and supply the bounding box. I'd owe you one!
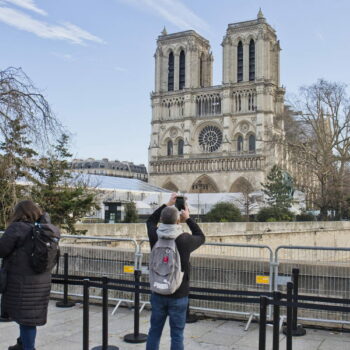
[186,301,198,323]
[291,268,306,336]
[258,296,269,350]
[285,282,293,350]
[56,253,75,308]
[92,277,119,350]
[272,292,282,350]
[83,279,90,350]
[124,269,147,343]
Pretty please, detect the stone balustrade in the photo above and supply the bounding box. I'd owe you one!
[149,154,264,174]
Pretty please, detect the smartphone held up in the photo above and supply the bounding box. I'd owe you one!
[175,196,185,211]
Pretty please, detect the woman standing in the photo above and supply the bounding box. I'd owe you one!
[0,200,60,350]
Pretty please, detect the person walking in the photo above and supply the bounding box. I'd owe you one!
[146,193,205,350]
[0,200,60,350]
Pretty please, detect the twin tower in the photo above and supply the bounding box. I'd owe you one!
[148,11,288,194]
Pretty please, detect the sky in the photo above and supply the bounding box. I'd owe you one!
[0,0,349,166]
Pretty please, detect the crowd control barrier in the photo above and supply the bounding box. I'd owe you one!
[259,280,350,350]
[123,269,148,343]
[52,235,138,312]
[52,265,350,350]
[92,276,120,350]
[274,245,350,326]
[56,253,75,308]
[51,236,350,330]
[139,240,274,329]
[52,273,139,347]
[259,284,294,350]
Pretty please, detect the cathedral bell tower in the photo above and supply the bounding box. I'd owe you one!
[154,29,213,93]
[222,9,281,86]
[148,11,287,194]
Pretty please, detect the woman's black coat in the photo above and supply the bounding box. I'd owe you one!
[0,219,59,326]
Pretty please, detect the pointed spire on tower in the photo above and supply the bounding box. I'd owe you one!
[161,26,167,36]
[257,8,265,20]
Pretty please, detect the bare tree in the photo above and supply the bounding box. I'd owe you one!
[286,79,350,219]
[234,177,256,221]
[0,67,63,227]
[0,67,62,146]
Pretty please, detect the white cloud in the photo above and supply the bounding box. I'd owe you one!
[315,31,324,41]
[3,0,46,15]
[114,66,126,72]
[121,0,209,33]
[0,6,105,45]
[51,52,76,62]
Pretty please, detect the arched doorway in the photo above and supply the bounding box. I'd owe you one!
[230,177,253,193]
[190,175,219,193]
[162,181,178,192]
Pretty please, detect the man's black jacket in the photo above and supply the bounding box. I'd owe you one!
[146,204,205,298]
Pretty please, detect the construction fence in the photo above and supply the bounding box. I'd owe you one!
[45,235,350,328]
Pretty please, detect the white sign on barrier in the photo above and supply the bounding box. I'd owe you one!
[141,266,149,275]
[276,275,292,286]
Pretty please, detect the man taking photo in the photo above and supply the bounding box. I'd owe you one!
[146,193,205,350]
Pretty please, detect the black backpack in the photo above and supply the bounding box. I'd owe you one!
[30,222,60,274]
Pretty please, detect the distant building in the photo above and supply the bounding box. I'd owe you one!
[71,158,148,181]
[74,174,170,223]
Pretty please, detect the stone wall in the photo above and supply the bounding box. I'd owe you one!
[74,221,350,252]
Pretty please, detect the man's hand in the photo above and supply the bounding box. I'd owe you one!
[166,192,177,207]
[180,206,190,221]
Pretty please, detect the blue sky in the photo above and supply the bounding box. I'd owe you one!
[0,0,349,166]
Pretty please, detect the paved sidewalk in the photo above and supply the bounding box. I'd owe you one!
[1,300,350,349]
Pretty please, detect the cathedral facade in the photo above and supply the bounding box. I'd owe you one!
[148,11,288,194]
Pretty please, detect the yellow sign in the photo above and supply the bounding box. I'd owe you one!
[123,265,135,274]
[256,275,270,285]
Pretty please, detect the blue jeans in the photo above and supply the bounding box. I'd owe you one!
[146,293,188,350]
[19,324,37,350]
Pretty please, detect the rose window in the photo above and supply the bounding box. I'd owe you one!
[198,125,223,152]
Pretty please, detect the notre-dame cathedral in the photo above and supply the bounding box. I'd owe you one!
[148,10,294,194]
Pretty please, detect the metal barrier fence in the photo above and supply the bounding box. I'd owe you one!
[2,229,350,329]
[139,240,273,326]
[275,245,350,325]
[51,235,138,313]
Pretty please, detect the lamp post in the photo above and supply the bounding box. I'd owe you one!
[196,180,205,221]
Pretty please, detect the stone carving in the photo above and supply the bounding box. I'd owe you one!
[188,39,197,52]
[240,122,250,133]
[170,127,178,138]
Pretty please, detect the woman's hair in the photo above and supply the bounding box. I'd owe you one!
[10,200,43,224]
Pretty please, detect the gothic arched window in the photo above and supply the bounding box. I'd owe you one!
[249,39,255,81]
[199,53,204,87]
[179,50,185,90]
[237,135,243,152]
[178,139,184,155]
[167,140,173,156]
[237,41,243,82]
[249,134,256,152]
[168,52,174,91]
